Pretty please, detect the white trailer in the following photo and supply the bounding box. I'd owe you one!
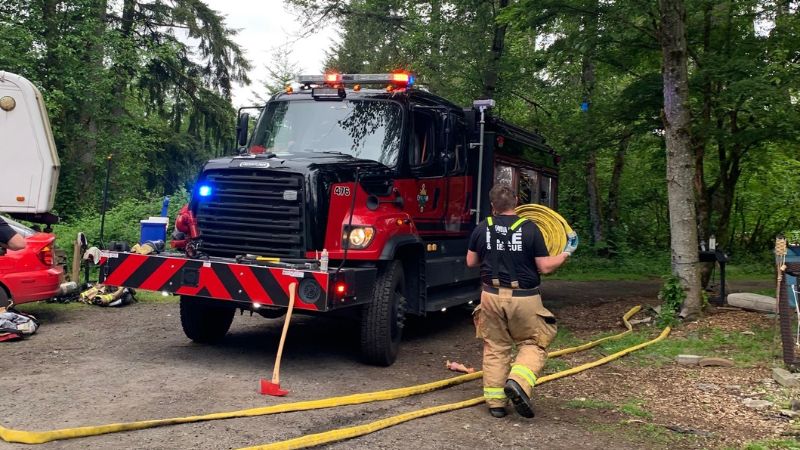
[0,71,60,217]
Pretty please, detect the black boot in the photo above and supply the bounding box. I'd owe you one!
[489,407,507,418]
[504,379,535,418]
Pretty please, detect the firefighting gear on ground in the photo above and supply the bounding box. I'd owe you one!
[0,306,39,341]
[0,306,672,449]
[79,284,136,307]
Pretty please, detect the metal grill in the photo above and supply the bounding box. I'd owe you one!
[196,169,305,258]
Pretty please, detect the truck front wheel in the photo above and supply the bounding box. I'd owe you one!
[180,296,235,343]
[360,260,407,366]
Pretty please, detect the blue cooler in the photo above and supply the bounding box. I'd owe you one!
[787,246,800,308]
[140,216,169,244]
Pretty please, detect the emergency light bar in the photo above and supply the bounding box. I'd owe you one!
[297,72,416,88]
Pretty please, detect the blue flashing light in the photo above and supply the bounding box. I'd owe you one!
[408,75,415,86]
[198,185,212,197]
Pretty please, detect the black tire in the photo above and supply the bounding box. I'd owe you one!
[0,287,9,308]
[179,296,235,344]
[360,260,407,366]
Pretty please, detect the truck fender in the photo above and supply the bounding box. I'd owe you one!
[378,234,424,261]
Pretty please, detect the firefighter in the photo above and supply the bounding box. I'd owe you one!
[466,184,570,418]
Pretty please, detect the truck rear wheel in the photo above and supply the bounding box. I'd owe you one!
[360,260,407,366]
[180,296,235,343]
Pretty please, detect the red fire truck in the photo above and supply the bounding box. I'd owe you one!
[102,72,559,366]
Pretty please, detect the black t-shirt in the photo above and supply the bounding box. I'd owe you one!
[468,215,550,289]
[0,218,16,245]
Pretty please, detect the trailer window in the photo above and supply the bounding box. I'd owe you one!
[540,175,555,208]
[518,169,539,204]
[494,163,514,187]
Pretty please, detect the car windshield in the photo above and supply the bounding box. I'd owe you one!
[251,99,403,166]
[0,215,34,237]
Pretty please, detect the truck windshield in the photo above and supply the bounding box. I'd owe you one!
[250,99,403,166]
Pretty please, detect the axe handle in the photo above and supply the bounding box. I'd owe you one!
[272,282,297,384]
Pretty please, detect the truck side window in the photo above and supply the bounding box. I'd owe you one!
[409,110,439,175]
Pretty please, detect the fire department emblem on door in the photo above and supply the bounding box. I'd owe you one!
[417,184,428,212]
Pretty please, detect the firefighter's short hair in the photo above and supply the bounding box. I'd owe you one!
[489,184,517,213]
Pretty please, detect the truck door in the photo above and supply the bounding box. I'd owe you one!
[443,115,470,234]
[406,108,447,236]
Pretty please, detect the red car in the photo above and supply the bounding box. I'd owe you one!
[0,215,65,307]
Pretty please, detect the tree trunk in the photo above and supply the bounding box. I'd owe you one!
[111,0,136,127]
[694,1,714,289]
[585,152,604,246]
[606,133,629,251]
[659,0,702,319]
[581,5,604,249]
[482,0,509,99]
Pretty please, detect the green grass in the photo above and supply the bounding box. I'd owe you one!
[565,398,616,410]
[547,252,773,282]
[544,358,571,374]
[594,325,778,368]
[135,290,179,304]
[565,397,652,419]
[726,263,775,281]
[551,327,582,349]
[14,300,87,315]
[752,288,777,297]
[585,421,696,447]
[618,398,652,419]
[736,439,800,450]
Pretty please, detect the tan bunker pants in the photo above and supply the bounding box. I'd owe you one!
[473,288,557,408]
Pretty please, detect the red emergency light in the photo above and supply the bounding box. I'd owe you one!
[298,72,416,89]
[391,73,410,84]
[325,73,341,84]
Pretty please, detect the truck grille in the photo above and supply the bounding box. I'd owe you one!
[195,169,306,258]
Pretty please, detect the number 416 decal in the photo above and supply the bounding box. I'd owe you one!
[334,186,351,197]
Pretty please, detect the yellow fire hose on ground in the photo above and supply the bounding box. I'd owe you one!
[0,306,668,446]
[242,323,671,450]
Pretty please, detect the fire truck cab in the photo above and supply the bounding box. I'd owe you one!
[102,73,559,366]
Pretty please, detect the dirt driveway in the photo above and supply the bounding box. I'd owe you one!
[1,279,783,450]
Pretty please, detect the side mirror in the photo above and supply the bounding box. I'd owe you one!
[236,113,250,147]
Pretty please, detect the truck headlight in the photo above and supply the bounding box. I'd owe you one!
[343,226,375,249]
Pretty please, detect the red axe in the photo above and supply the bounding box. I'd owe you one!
[260,281,297,396]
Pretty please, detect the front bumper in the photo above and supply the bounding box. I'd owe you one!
[101,252,376,312]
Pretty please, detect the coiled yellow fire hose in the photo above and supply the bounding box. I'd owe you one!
[515,204,579,256]
[0,306,660,446]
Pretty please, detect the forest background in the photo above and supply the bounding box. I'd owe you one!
[0,0,798,280]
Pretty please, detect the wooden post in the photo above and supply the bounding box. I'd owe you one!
[71,235,82,283]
